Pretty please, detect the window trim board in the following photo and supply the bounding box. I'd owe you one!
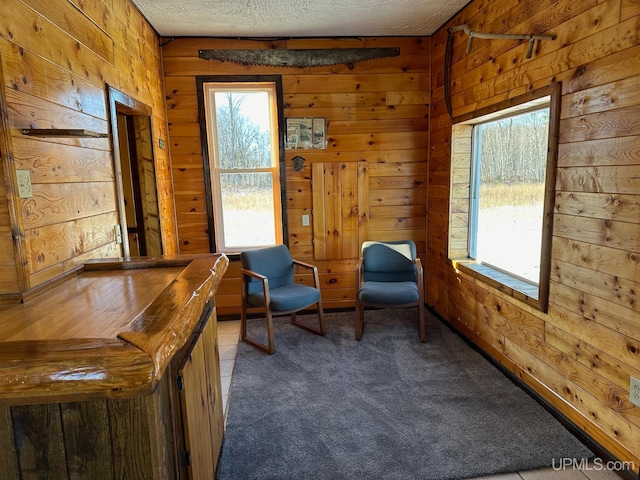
[196,75,288,254]
[448,82,561,313]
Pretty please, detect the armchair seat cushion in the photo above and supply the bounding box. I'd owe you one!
[247,283,321,312]
[359,281,420,305]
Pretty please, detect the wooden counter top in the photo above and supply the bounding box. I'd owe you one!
[0,254,228,405]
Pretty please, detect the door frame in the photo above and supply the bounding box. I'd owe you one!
[106,85,163,257]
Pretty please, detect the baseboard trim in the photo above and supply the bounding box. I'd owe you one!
[426,304,639,480]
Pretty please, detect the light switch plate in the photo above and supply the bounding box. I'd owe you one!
[302,214,310,226]
[16,169,33,198]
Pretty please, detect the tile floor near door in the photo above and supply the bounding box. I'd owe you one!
[216,319,625,480]
[217,319,241,415]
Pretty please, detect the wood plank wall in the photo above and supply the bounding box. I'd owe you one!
[0,86,20,298]
[1,0,636,470]
[162,37,430,314]
[429,0,640,471]
[0,368,177,478]
[0,0,176,299]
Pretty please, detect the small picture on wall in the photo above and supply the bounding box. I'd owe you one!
[312,118,326,149]
[286,117,326,149]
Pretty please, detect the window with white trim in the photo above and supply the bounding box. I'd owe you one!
[449,84,560,311]
[201,81,284,254]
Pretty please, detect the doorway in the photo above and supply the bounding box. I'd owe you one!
[107,85,163,257]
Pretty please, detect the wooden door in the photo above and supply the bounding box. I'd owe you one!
[312,161,368,260]
[177,313,224,479]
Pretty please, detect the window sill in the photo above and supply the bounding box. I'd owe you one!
[450,259,546,312]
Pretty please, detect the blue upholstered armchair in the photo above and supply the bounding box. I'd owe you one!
[240,245,325,354]
[355,240,426,342]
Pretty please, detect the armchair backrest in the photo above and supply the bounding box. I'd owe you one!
[241,245,294,294]
[361,240,417,283]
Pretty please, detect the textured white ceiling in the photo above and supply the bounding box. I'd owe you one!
[132,0,470,37]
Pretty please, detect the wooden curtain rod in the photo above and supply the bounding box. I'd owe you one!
[448,24,556,59]
[444,25,556,119]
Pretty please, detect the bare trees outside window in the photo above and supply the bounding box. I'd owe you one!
[203,83,283,253]
[449,83,561,311]
[470,108,550,284]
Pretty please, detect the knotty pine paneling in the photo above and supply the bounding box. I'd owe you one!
[0,158,20,298]
[163,37,430,312]
[429,0,640,471]
[0,0,176,299]
[0,45,22,299]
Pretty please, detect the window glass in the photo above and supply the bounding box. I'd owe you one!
[219,172,276,248]
[470,108,550,284]
[448,84,559,311]
[203,84,283,253]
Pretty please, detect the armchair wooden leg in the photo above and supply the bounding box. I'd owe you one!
[317,300,326,336]
[241,307,276,355]
[241,299,248,341]
[291,300,326,337]
[355,297,364,341]
[418,304,426,343]
[265,310,275,353]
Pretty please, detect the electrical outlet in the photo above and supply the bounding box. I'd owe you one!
[16,169,33,198]
[302,214,310,227]
[631,377,640,408]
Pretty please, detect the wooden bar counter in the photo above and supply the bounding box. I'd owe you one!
[0,254,229,479]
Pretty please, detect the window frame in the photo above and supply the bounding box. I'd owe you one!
[448,83,561,312]
[196,75,288,255]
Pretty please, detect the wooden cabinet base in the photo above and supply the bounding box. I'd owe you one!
[0,308,224,480]
[0,255,228,479]
[177,310,225,479]
[1,372,177,479]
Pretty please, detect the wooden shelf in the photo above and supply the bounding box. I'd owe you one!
[21,128,108,138]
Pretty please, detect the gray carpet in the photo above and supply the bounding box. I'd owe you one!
[218,309,592,480]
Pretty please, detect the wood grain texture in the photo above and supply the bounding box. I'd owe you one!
[0,254,228,405]
[61,401,115,479]
[0,338,156,404]
[164,37,430,308]
[12,403,67,477]
[178,315,223,479]
[0,48,24,297]
[1,0,637,471]
[108,395,156,478]
[0,405,19,478]
[311,161,362,260]
[24,211,119,273]
[0,301,221,480]
[429,0,640,471]
[12,137,114,184]
[102,254,228,379]
[0,0,176,299]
